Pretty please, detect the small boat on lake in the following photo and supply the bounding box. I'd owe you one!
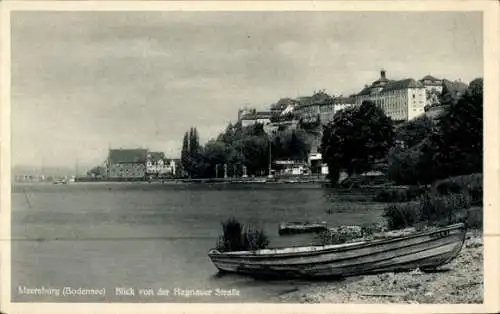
[208,223,466,279]
[278,221,328,235]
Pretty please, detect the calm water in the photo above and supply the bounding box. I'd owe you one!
[11,183,387,302]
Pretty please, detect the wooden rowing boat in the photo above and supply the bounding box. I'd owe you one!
[278,221,328,235]
[208,223,466,278]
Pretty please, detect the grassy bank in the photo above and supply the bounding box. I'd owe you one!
[379,174,483,231]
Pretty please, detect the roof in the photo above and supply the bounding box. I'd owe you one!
[333,96,356,104]
[148,152,165,161]
[272,98,298,110]
[297,92,334,108]
[371,77,390,87]
[240,114,256,120]
[421,75,441,81]
[256,111,272,116]
[108,149,148,164]
[381,79,424,92]
[357,85,373,96]
[241,111,272,120]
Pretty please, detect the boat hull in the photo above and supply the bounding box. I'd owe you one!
[209,223,466,279]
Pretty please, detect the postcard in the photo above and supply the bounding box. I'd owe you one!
[1,1,499,314]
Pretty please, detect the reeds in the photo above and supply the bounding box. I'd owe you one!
[216,217,270,252]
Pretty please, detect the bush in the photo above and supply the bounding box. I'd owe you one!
[465,207,483,230]
[435,180,463,195]
[420,192,471,225]
[433,173,483,206]
[217,217,244,252]
[383,203,420,230]
[360,222,385,236]
[373,189,408,202]
[216,217,270,252]
[242,224,270,250]
[318,225,364,245]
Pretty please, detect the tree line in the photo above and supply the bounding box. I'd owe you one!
[180,123,311,178]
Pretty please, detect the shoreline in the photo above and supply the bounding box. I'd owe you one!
[276,230,483,304]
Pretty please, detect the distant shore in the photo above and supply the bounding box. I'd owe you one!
[68,176,333,185]
[277,230,483,304]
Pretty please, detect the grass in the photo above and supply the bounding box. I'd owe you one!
[216,217,270,252]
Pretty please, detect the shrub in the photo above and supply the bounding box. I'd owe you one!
[242,224,270,251]
[360,222,385,236]
[435,180,463,195]
[318,230,350,245]
[318,225,363,245]
[383,203,420,230]
[433,173,483,206]
[465,207,483,230]
[217,217,244,252]
[216,217,270,252]
[373,189,407,202]
[420,192,471,225]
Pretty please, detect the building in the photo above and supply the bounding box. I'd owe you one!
[146,152,167,175]
[273,160,309,176]
[354,70,427,121]
[419,75,443,107]
[105,148,148,179]
[270,98,299,116]
[319,96,356,124]
[295,96,320,124]
[237,107,255,121]
[239,110,272,127]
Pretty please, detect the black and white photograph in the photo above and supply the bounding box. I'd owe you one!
[1,0,499,312]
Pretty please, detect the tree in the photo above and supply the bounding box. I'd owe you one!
[321,100,394,184]
[241,136,270,176]
[388,78,483,184]
[426,88,441,108]
[288,129,310,161]
[432,78,483,178]
[180,132,190,177]
[395,115,435,149]
[87,166,106,178]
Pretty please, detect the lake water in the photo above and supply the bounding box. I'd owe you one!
[11,183,387,302]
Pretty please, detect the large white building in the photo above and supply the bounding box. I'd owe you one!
[354,70,426,121]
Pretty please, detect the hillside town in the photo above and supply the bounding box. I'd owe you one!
[14,69,468,183]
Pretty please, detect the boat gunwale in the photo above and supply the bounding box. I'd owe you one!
[208,223,466,258]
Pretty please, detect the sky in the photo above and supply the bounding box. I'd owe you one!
[11,11,483,171]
